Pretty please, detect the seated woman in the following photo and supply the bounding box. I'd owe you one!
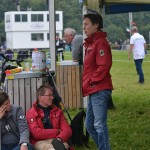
[0,91,34,150]
[26,85,74,150]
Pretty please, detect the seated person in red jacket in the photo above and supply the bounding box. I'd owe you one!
[26,85,73,150]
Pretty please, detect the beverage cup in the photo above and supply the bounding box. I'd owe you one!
[25,62,30,72]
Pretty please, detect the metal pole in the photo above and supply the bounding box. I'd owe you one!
[15,0,20,11]
[49,0,56,72]
[82,3,88,108]
[129,12,133,37]
[17,5,20,11]
[149,31,150,44]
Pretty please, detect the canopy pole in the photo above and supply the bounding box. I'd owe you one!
[82,3,88,108]
[49,0,56,72]
[129,12,133,37]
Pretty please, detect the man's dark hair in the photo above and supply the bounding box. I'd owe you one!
[36,84,53,102]
[83,13,103,31]
[0,91,9,106]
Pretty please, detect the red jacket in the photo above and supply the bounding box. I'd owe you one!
[26,102,72,145]
[82,31,113,97]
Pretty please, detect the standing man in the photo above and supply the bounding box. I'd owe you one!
[82,13,113,150]
[128,26,146,84]
[64,28,83,65]
[0,91,34,150]
[26,85,73,150]
[56,35,65,61]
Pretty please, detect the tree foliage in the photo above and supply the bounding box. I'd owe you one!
[55,0,82,33]
[0,0,16,36]
[0,0,150,44]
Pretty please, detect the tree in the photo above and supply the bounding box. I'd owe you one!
[105,24,125,43]
[0,0,150,44]
[0,0,16,38]
[55,0,82,34]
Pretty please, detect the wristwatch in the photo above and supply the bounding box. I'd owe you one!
[21,143,28,146]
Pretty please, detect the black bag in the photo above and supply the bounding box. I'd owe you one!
[70,109,89,147]
[47,71,90,147]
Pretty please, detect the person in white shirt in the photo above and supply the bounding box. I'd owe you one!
[128,26,147,84]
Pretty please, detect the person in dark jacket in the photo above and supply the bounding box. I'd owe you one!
[26,85,74,150]
[56,36,65,61]
[82,13,113,150]
[0,91,34,150]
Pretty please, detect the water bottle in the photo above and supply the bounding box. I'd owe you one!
[60,52,62,62]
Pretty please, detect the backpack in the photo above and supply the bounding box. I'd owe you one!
[47,71,90,147]
[70,109,89,147]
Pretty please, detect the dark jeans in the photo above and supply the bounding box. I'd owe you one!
[1,143,34,150]
[134,59,144,83]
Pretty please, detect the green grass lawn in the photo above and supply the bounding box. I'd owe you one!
[66,50,150,150]
[8,50,150,149]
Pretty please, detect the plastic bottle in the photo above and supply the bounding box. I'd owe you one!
[60,52,62,62]
[5,67,23,75]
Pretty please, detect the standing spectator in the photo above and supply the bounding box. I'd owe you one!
[117,38,122,50]
[0,47,3,60]
[26,85,73,150]
[0,91,34,150]
[0,37,7,51]
[56,36,65,61]
[56,36,65,51]
[82,13,113,150]
[128,26,146,84]
[64,28,83,65]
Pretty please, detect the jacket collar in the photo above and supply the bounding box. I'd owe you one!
[37,103,52,111]
[84,31,107,47]
[33,101,58,114]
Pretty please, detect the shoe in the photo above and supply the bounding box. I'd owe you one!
[52,139,67,150]
[138,81,144,84]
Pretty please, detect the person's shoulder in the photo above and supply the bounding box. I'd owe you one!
[139,33,145,38]
[75,34,83,39]
[73,34,83,43]
[26,106,36,114]
[52,105,61,111]
[26,108,37,120]
[51,106,63,114]
[130,34,136,39]
[134,32,141,37]
[10,105,25,120]
[11,104,22,111]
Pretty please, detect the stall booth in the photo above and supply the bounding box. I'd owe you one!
[6,61,83,112]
